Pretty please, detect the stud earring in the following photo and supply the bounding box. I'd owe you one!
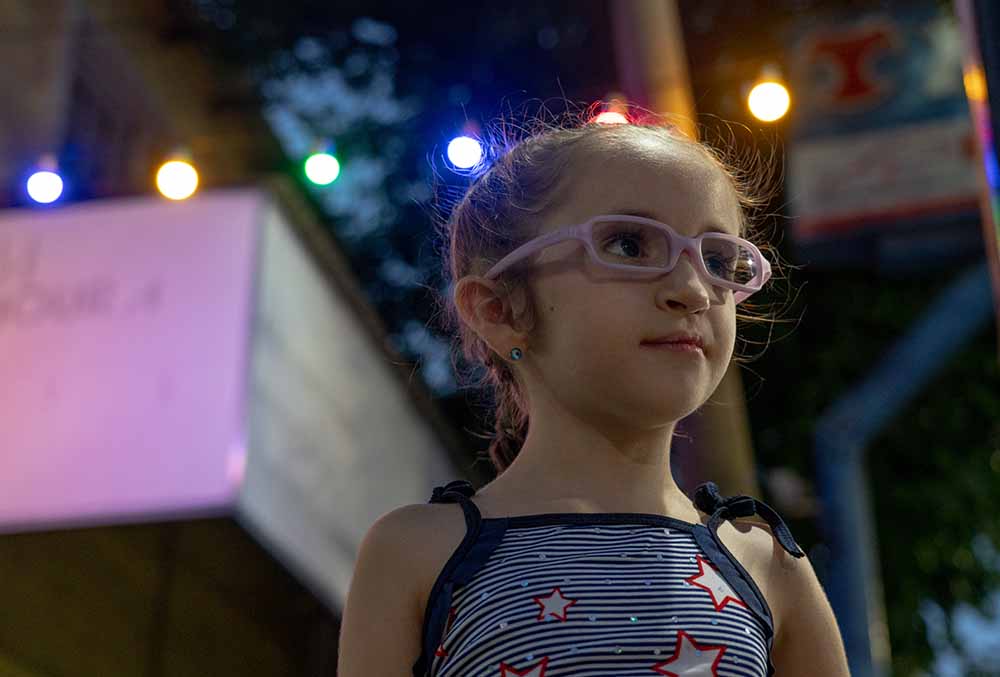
[509,347,523,361]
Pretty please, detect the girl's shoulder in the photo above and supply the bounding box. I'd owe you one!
[714,512,805,642]
[386,501,470,622]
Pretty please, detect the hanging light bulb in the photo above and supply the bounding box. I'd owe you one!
[156,149,199,200]
[747,64,791,123]
[303,139,341,185]
[591,93,630,125]
[26,154,64,205]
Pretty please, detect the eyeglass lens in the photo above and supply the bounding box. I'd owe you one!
[591,218,759,286]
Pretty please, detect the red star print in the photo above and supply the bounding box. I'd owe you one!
[684,554,748,612]
[434,606,458,658]
[652,630,727,676]
[531,587,579,621]
[499,655,549,676]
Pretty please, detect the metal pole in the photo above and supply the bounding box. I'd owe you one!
[609,0,762,497]
[815,261,994,675]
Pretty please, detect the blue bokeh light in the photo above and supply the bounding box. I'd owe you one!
[26,170,64,204]
[447,135,483,169]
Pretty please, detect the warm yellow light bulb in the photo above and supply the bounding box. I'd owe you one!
[156,160,199,200]
[748,81,791,122]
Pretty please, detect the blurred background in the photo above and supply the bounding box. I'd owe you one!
[1,0,999,675]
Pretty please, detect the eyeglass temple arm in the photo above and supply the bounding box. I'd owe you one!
[485,227,581,279]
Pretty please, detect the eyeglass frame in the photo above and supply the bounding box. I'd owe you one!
[483,214,772,305]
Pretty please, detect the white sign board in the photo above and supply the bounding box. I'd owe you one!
[0,188,459,612]
[0,191,259,528]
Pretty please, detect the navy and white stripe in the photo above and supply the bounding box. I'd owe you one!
[429,516,770,677]
[413,481,804,677]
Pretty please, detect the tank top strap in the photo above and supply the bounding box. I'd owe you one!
[414,480,501,677]
[428,479,481,531]
[428,479,477,503]
[693,481,805,558]
[691,481,804,677]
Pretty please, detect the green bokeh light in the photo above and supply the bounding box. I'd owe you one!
[305,153,340,185]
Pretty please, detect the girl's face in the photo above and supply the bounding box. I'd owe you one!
[520,142,740,431]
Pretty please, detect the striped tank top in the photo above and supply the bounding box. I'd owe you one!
[411,480,805,677]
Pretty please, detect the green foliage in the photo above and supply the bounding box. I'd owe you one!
[744,263,1000,674]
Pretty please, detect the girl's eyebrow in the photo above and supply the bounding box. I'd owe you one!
[610,209,733,235]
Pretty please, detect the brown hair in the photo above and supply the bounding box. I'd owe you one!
[431,102,792,476]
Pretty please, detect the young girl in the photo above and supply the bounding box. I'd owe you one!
[337,110,851,676]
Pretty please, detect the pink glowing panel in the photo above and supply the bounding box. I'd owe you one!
[0,189,259,533]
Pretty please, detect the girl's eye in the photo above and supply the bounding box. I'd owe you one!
[602,229,647,258]
[706,254,754,283]
[706,254,735,275]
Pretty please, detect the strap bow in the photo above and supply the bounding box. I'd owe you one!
[430,479,476,503]
[694,481,805,558]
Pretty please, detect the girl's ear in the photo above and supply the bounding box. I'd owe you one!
[453,275,529,353]
[505,281,534,333]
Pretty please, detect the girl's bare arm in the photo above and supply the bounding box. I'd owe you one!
[337,506,426,677]
[770,551,851,675]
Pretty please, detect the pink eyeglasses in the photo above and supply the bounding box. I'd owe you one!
[484,214,772,305]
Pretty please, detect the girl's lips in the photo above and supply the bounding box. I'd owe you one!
[642,334,705,350]
[641,341,705,355]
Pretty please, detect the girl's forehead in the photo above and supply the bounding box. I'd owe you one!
[547,147,741,235]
